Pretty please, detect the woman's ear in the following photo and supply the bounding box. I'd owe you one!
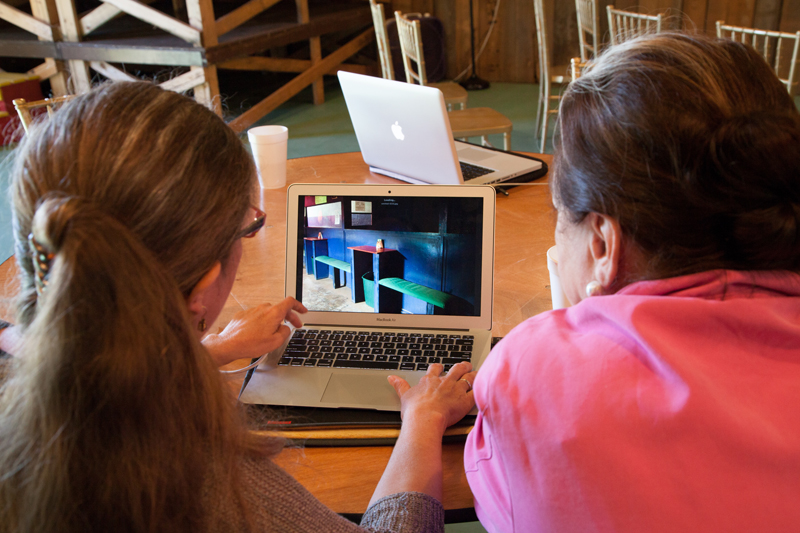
[186,262,222,319]
[587,213,622,289]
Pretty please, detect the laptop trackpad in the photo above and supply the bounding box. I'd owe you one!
[320,373,399,408]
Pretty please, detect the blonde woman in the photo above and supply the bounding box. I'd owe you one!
[0,82,476,532]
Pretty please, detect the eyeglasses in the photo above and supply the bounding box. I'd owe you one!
[237,205,266,239]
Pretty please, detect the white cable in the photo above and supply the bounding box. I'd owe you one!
[219,352,269,374]
[454,0,503,82]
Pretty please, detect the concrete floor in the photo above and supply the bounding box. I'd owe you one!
[301,268,373,314]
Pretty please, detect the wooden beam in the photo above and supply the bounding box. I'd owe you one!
[54,0,92,93]
[29,0,69,94]
[80,0,159,35]
[0,2,54,40]
[159,67,205,92]
[28,58,58,79]
[29,0,61,40]
[205,5,371,64]
[186,0,217,46]
[81,3,126,35]
[191,66,221,115]
[89,60,137,81]
[99,0,201,44]
[220,56,315,72]
[184,0,219,114]
[218,56,371,75]
[215,0,282,36]
[228,27,374,133]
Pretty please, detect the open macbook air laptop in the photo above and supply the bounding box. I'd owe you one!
[337,71,542,186]
[238,183,495,411]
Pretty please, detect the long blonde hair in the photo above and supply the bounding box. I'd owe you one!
[0,82,275,532]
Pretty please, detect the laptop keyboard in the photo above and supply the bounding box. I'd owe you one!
[460,161,494,181]
[277,329,474,372]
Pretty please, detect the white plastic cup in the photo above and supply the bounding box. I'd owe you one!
[247,125,289,189]
[546,246,571,310]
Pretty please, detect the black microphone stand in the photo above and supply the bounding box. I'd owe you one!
[460,0,490,90]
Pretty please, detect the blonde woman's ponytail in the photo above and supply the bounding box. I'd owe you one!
[0,81,276,532]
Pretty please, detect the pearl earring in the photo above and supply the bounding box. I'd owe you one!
[585,280,603,297]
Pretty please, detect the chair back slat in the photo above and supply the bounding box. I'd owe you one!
[607,5,663,45]
[533,0,563,153]
[369,0,394,80]
[533,0,549,86]
[12,95,76,133]
[717,21,800,95]
[570,57,588,81]
[394,12,428,86]
[575,0,599,62]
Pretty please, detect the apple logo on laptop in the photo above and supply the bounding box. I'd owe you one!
[391,121,405,141]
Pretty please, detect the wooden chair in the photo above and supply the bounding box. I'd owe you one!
[607,5,663,45]
[13,95,75,133]
[716,21,800,95]
[570,57,587,81]
[533,0,569,153]
[378,6,468,111]
[575,0,600,62]
[369,0,396,81]
[395,11,511,149]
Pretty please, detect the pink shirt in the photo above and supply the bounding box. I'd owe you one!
[465,270,800,533]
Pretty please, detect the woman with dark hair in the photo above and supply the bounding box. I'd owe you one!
[0,81,476,532]
[465,33,800,532]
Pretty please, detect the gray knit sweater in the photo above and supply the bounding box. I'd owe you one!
[204,455,445,532]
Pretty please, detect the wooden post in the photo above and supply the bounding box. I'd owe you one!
[54,0,92,93]
[296,0,324,105]
[28,0,69,95]
[186,0,221,115]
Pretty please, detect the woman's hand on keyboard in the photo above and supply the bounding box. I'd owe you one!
[202,297,307,366]
[389,361,477,433]
[370,361,477,504]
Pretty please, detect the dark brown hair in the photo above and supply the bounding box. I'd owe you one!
[0,82,276,532]
[553,32,800,279]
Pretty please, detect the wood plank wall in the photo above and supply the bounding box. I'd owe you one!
[389,0,800,83]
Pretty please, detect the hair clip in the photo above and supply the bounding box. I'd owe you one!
[28,234,54,295]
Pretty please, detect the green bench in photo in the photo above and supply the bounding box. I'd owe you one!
[314,256,351,289]
[377,277,473,315]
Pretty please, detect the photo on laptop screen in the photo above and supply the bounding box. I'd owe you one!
[293,193,483,318]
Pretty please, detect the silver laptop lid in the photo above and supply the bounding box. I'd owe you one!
[337,71,463,184]
[285,183,495,331]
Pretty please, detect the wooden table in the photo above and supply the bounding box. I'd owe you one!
[0,151,556,519]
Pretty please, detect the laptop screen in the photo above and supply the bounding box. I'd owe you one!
[294,193,483,316]
[286,183,495,330]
